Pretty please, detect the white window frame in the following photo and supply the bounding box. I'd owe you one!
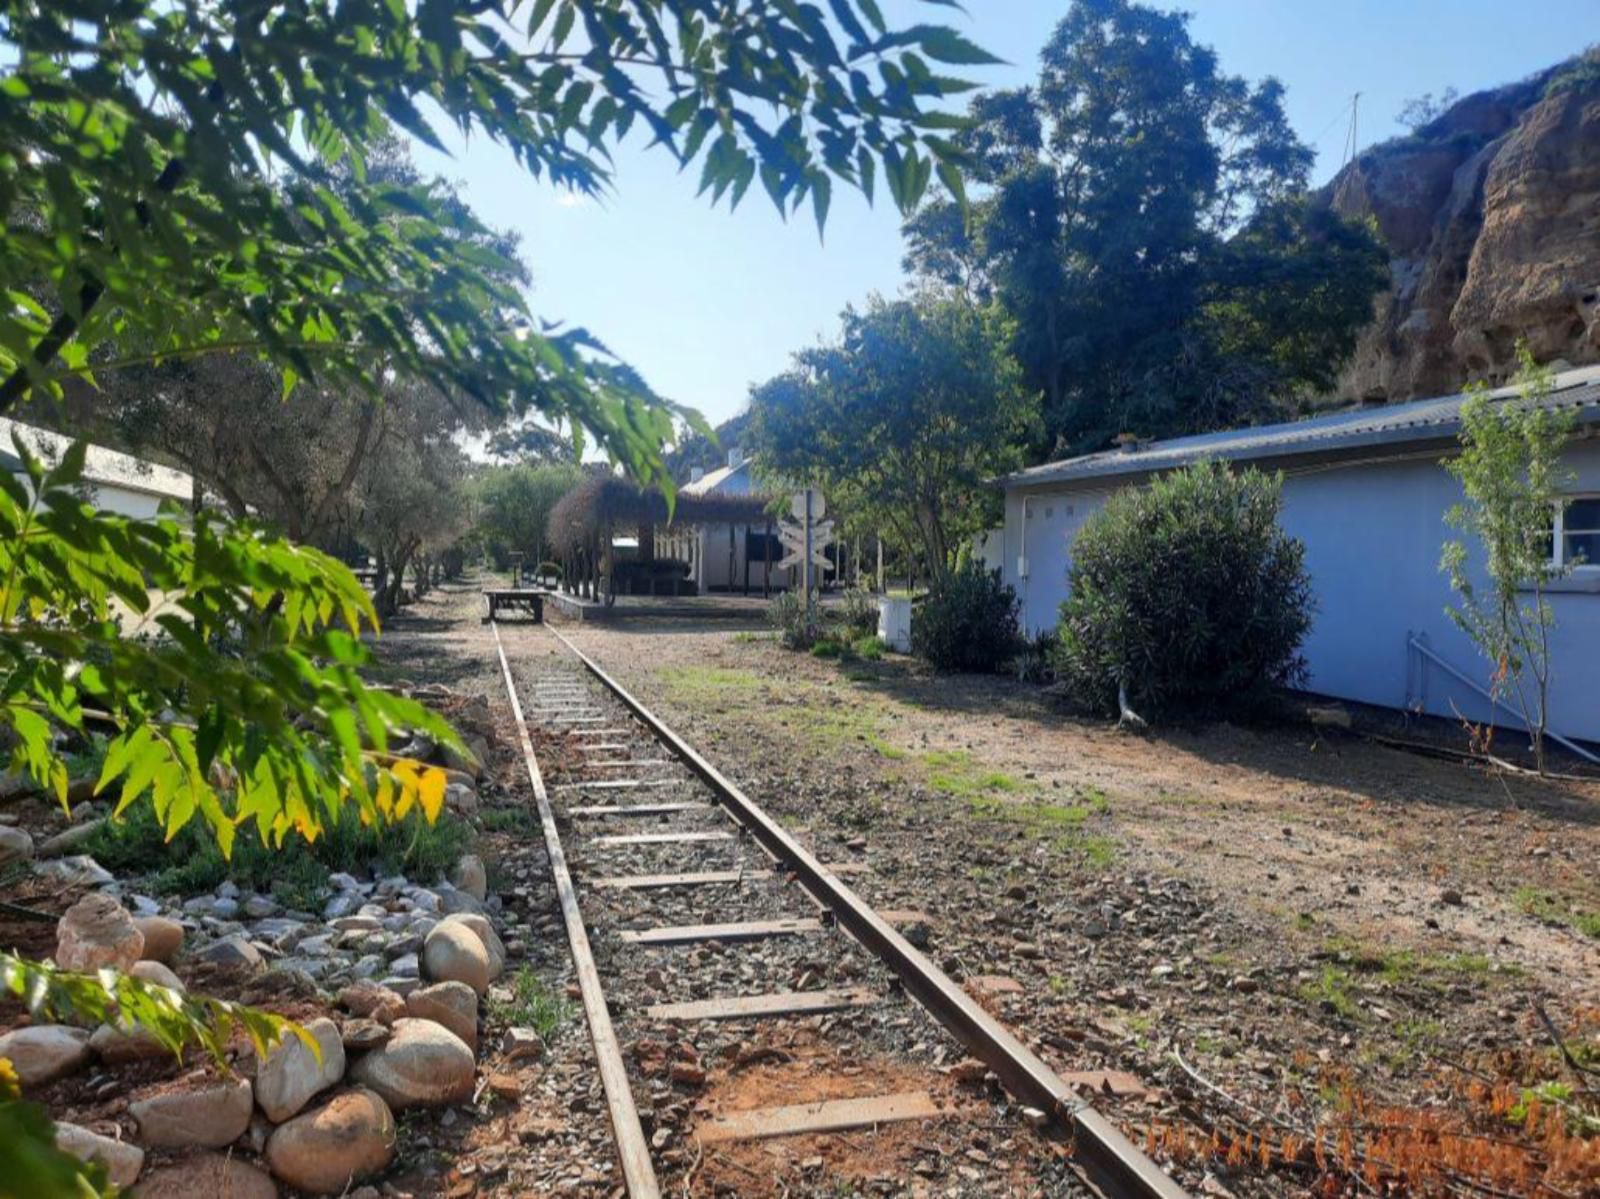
[1552,494,1600,571]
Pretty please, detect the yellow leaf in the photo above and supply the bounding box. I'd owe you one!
[416,766,447,824]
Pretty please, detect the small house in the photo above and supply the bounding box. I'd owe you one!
[0,416,194,518]
[994,365,1600,746]
[670,448,793,595]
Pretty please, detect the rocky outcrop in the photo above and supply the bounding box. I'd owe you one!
[1324,56,1600,401]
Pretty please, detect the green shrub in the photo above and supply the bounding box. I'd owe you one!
[851,635,886,661]
[86,802,473,905]
[810,639,845,658]
[911,559,1021,672]
[1052,461,1312,719]
[1009,630,1057,684]
[768,589,822,650]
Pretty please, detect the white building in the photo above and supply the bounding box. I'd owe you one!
[993,365,1600,745]
[0,416,193,518]
[664,448,793,594]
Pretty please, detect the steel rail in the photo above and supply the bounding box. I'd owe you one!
[543,624,1188,1199]
[491,622,662,1199]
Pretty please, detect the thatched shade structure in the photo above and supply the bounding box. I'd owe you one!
[546,475,774,601]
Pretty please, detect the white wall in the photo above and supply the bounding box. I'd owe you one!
[1000,441,1600,743]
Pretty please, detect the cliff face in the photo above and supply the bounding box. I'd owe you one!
[1323,59,1600,402]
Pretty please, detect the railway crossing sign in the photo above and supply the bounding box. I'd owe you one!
[777,520,832,569]
[779,490,831,614]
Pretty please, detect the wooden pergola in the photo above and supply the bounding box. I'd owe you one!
[546,476,775,602]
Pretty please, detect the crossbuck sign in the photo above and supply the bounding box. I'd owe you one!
[778,489,831,611]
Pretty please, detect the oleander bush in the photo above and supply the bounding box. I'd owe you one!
[911,559,1021,672]
[1052,461,1313,719]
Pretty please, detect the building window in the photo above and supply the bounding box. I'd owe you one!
[1554,496,1600,570]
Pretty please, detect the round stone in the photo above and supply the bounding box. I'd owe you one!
[404,980,479,1052]
[0,824,34,866]
[130,1075,253,1149]
[254,1017,346,1124]
[421,922,489,995]
[135,1151,278,1199]
[133,915,185,964]
[264,1088,395,1195]
[438,912,505,980]
[347,1018,474,1109]
[0,1025,92,1085]
[129,959,185,992]
[54,1122,144,1188]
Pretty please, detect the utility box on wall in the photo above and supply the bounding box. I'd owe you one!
[877,596,912,653]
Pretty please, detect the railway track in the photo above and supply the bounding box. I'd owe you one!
[492,619,1189,1199]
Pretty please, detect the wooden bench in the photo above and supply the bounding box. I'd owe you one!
[482,588,545,622]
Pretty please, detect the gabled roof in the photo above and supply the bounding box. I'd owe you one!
[1001,364,1600,490]
[680,458,747,497]
[0,416,192,501]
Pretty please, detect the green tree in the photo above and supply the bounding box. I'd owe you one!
[473,462,585,573]
[749,291,1036,585]
[1441,349,1574,773]
[0,3,994,1189]
[2,0,992,480]
[1053,461,1313,721]
[902,0,1387,454]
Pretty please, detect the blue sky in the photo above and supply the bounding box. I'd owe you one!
[415,2,1593,432]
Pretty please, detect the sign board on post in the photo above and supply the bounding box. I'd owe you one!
[778,489,831,619]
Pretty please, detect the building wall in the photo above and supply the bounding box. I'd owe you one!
[691,521,795,592]
[1001,442,1600,743]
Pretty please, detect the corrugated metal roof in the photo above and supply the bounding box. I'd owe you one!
[1000,364,1600,490]
[0,416,193,501]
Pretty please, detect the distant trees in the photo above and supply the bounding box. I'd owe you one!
[749,292,1037,587]
[473,463,586,572]
[902,0,1388,455]
[1441,349,1574,773]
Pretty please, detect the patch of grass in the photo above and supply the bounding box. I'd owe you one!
[1298,964,1361,1020]
[657,665,765,708]
[481,806,536,833]
[1514,887,1600,939]
[811,639,845,659]
[851,635,886,661]
[730,631,777,644]
[1325,936,1523,988]
[487,966,572,1041]
[1389,1017,1442,1065]
[966,787,1116,865]
[86,802,473,904]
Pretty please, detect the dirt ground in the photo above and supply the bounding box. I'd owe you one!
[543,612,1599,1194]
[374,579,1600,1197]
